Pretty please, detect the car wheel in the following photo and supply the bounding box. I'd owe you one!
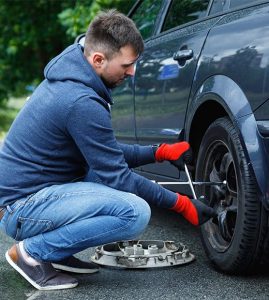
[196,117,268,274]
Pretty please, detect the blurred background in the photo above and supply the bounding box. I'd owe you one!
[0,0,136,139]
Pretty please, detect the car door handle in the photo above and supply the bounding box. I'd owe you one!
[173,49,193,62]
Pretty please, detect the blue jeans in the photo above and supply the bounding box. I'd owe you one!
[0,182,151,262]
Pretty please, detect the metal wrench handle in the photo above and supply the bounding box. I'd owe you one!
[153,181,224,186]
[184,164,197,199]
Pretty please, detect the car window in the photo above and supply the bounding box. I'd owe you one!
[131,0,163,40]
[162,0,210,32]
[230,0,259,8]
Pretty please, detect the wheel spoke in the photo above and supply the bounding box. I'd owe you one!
[219,153,230,181]
[227,204,237,213]
[209,160,222,182]
[228,189,237,198]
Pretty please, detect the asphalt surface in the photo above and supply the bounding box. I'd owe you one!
[1,205,269,300]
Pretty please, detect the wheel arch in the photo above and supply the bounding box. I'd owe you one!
[185,75,269,209]
[187,100,227,163]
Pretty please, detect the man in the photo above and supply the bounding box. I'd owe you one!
[0,10,215,290]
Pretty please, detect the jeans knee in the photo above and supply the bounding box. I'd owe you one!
[125,197,151,239]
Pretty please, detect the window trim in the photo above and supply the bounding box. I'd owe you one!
[129,0,269,42]
[154,0,172,35]
[128,0,167,41]
[228,0,268,10]
[208,0,269,16]
[158,0,212,35]
[156,0,269,38]
[127,0,141,17]
[208,0,230,15]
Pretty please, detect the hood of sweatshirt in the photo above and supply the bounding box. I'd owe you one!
[44,43,113,105]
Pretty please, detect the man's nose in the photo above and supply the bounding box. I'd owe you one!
[125,64,135,76]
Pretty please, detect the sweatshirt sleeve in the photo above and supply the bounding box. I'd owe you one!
[118,143,155,168]
[66,96,177,209]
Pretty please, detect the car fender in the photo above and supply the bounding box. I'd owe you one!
[186,74,269,209]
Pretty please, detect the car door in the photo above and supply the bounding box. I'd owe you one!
[133,0,213,178]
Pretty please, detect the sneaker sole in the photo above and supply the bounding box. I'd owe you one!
[52,262,99,274]
[5,251,78,290]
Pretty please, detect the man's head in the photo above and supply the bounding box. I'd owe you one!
[84,9,144,88]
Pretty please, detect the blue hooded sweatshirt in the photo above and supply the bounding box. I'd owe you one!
[0,44,177,208]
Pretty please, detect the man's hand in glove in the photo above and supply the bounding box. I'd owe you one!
[154,141,192,170]
[171,193,216,226]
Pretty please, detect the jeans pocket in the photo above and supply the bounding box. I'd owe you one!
[15,217,54,241]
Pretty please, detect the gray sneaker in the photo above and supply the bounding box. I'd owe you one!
[5,244,78,290]
[52,256,99,274]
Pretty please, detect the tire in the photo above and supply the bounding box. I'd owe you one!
[196,117,268,274]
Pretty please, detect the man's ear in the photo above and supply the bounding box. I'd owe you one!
[89,52,106,70]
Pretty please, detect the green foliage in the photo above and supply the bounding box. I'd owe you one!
[0,0,73,102]
[58,0,95,39]
[59,0,136,38]
[0,0,136,104]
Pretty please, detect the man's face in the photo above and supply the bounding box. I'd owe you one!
[99,45,139,89]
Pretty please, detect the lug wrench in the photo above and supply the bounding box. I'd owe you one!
[184,163,197,198]
[152,164,226,199]
[153,164,225,223]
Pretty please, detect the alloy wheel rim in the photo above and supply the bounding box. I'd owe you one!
[201,141,238,252]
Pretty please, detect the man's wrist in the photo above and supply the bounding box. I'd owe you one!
[152,144,160,156]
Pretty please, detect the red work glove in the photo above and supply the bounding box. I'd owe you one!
[171,193,216,226]
[155,142,192,170]
[155,142,190,162]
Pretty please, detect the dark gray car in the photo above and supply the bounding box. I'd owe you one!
[106,0,269,274]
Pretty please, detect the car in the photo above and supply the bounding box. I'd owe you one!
[77,0,269,274]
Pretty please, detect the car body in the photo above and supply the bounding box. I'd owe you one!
[77,0,269,274]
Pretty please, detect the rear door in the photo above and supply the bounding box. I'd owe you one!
[133,0,214,178]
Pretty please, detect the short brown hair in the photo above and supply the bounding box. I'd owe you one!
[84,9,144,60]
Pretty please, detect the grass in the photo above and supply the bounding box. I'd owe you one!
[0,96,27,140]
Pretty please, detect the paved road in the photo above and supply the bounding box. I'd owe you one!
[1,206,269,300]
